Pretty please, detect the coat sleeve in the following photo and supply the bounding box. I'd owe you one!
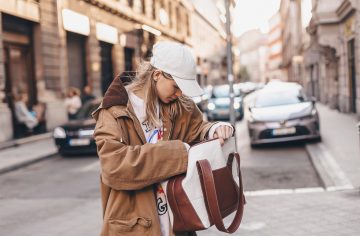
[183,103,217,144]
[94,109,188,191]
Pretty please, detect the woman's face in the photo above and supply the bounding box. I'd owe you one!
[153,70,183,104]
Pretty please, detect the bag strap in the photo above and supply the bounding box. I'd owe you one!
[197,153,245,233]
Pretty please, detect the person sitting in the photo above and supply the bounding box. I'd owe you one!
[13,93,40,135]
[81,85,96,104]
[64,87,82,120]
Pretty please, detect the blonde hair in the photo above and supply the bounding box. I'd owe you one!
[127,61,193,128]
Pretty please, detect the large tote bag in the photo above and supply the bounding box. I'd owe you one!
[165,137,245,233]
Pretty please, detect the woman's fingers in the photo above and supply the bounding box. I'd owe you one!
[219,138,224,146]
[215,126,233,139]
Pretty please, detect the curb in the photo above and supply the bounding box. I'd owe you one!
[305,142,353,191]
[0,132,53,151]
[0,135,57,175]
[0,150,57,175]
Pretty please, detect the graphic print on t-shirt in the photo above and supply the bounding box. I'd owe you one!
[142,120,151,133]
[156,185,168,215]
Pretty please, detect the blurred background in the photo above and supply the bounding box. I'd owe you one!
[0,0,359,235]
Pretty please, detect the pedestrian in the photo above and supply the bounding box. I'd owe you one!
[81,85,96,104]
[64,87,82,120]
[92,41,234,236]
[13,93,39,130]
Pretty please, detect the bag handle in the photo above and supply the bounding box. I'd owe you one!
[196,153,245,233]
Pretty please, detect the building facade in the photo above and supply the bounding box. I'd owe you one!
[304,0,360,116]
[280,0,303,83]
[0,0,225,142]
[238,29,268,83]
[190,0,227,86]
[267,11,287,81]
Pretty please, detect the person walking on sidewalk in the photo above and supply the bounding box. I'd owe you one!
[93,41,234,236]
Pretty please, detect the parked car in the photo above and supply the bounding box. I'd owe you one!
[191,85,212,112]
[206,84,244,121]
[246,82,320,146]
[53,99,101,156]
[235,82,263,95]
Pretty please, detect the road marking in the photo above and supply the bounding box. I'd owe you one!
[306,143,354,190]
[245,187,325,196]
[244,185,355,197]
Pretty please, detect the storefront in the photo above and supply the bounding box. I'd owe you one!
[2,13,37,138]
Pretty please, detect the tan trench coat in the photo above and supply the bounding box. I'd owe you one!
[93,77,215,236]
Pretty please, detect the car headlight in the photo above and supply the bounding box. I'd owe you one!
[207,103,216,110]
[311,108,317,116]
[53,127,66,138]
[233,102,240,109]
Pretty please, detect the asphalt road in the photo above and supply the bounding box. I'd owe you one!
[0,119,321,235]
[0,155,102,236]
[235,119,322,192]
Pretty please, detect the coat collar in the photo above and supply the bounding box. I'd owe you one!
[93,75,174,142]
[102,75,128,108]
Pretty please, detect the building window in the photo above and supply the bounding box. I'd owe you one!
[159,0,169,26]
[176,6,181,33]
[186,12,190,36]
[127,0,134,8]
[142,0,146,14]
[168,2,172,28]
[152,0,156,20]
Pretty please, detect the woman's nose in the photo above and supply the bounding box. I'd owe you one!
[175,89,182,97]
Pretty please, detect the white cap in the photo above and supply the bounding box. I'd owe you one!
[150,41,203,97]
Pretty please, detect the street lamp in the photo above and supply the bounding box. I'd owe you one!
[225,0,236,126]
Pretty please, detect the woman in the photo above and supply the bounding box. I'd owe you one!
[93,41,233,236]
[64,87,82,120]
[14,93,39,130]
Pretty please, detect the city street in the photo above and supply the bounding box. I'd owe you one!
[1,0,360,235]
[0,154,102,236]
[0,118,324,236]
[235,119,321,192]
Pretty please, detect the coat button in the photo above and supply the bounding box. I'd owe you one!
[164,128,167,131]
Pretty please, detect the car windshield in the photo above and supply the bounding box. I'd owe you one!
[255,89,308,108]
[212,85,241,98]
[75,101,100,119]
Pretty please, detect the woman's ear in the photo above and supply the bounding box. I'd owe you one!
[153,70,161,82]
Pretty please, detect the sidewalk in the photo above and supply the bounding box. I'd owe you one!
[306,103,360,189]
[0,133,57,174]
[200,189,360,236]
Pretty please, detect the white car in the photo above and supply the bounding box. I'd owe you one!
[246,82,321,146]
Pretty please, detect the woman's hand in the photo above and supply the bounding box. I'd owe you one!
[213,125,233,146]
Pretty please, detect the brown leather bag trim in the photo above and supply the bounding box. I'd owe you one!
[212,167,238,216]
[196,153,245,233]
[167,175,205,232]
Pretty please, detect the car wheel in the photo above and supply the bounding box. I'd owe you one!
[312,136,322,143]
[250,143,259,148]
[59,151,70,157]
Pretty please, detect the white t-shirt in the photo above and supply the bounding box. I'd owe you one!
[64,96,82,115]
[128,90,170,236]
